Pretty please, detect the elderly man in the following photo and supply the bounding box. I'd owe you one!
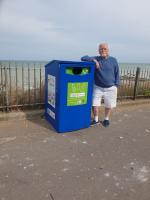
[81,43,120,127]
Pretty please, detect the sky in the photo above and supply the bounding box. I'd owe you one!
[0,0,150,62]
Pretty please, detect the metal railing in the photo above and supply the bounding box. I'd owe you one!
[0,63,45,111]
[118,67,150,100]
[0,63,150,111]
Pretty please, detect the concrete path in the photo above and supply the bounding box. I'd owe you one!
[0,103,150,200]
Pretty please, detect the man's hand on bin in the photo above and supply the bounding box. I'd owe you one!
[93,59,100,69]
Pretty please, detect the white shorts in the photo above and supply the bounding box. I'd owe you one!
[92,85,117,108]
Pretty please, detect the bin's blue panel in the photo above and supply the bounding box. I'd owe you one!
[45,60,60,131]
[45,60,95,133]
[57,63,94,132]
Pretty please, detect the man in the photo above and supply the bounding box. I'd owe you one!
[81,43,120,127]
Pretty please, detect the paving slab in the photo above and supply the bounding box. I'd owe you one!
[0,103,150,200]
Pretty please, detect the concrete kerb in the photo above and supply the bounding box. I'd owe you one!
[0,109,44,121]
[0,99,149,121]
[117,98,150,107]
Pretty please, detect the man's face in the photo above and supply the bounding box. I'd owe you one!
[98,44,109,58]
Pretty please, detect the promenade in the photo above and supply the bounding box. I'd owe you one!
[0,102,150,200]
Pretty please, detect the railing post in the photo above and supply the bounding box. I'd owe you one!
[133,67,140,100]
[4,66,9,111]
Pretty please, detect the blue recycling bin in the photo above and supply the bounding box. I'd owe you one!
[45,60,95,133]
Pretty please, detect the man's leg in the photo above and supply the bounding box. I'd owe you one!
[104,107,112,120]
[103,86,117,127]
[91,85,103,125]
[102,107,112,127]
[92,106,99,122]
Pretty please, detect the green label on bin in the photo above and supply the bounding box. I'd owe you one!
[67,82,88,106]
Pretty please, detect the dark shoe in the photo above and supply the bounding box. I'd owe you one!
[90,120,100,126]
[102,120,110,127]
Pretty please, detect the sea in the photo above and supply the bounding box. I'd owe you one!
[0,60,150,70]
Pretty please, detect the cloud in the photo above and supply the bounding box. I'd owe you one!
[0,0,150,62]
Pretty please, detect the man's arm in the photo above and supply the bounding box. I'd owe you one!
[81,55,94,62]
[81,55,100,69]
[114,61,120,87]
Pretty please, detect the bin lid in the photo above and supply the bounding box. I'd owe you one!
[45,60,94,68]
